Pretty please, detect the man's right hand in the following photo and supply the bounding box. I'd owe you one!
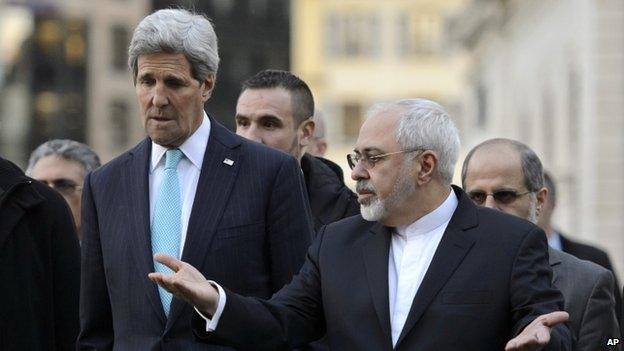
[148,253,219,316]
[505,311,569,351]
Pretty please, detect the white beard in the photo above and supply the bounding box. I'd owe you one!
[359,160,415,222]
[361,196,387,221]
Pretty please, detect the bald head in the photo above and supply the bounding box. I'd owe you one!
[461,138,547,223]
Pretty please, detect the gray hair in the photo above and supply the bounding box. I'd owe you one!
[461,138,544,192]
[543,170,556,203]
[128,9,220,83]
[367,99,460,185]
[313,110,326,139]
[26,139,101,176]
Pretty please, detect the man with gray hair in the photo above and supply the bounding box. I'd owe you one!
[78,9,313,350]
[462,138,620,350]
[27,139,101,237]
[149,99,570,350]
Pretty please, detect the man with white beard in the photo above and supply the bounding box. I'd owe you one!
[149,99,572,351]
[461,138,620,350]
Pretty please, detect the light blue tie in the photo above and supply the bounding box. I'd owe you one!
[152,148,183,316]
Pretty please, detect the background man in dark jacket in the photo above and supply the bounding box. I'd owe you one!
[538,170,621,319]
[0,156,80,350]
[235,69,359,231]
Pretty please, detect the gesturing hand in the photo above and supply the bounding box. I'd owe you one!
[148,253,220,316]
[505,311,569,351]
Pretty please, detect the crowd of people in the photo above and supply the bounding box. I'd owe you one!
[0,8,621,351]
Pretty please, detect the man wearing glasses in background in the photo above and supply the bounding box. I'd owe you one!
[149,99,571,351]
[27,139,101,239]
[461,138,620,350]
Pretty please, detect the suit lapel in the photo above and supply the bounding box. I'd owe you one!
[395,187,477,347]
[548,248,563,286]
[362,222,393,345]
[167,118,242,330]
[123,139,167,325]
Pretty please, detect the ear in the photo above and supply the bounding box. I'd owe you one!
[315,139,328,157]
[297,118,315,147]
[535,187,548,216]
[201,74,216,102]
[416,150,438,185]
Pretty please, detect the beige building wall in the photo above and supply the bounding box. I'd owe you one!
[452,0,624,281]
[292,0,468,186]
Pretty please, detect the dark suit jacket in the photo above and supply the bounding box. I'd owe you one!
[194,186,571,351]
[78,117,314,350]
[300,153,359,231]
[559,232,622,319]
[0,157,80,350]
[549,249,620,350]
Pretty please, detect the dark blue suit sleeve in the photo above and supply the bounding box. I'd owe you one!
[510,227,571,350]
[77,172,114,349]
[192,225,327,350]
[266,156,314,291]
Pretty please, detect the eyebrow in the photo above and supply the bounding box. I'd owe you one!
[353,147,384,155]
[258,115,283,125]
[235,114,284,125]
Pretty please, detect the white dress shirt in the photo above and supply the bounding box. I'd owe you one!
[388,189,458,346]
[200,189,459,339]
[547,230,563,251]
[149,113,210,256]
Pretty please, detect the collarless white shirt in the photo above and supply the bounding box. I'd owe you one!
[388,188,458,346]
[149,113,211,256]
[547,230,563,251]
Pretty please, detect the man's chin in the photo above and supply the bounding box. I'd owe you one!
[360,202,386,222]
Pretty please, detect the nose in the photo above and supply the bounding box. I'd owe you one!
[483,194,499,209]
[350,161,369,182]
[152,83,169,108]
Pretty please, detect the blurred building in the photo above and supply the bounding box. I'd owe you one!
[450,0,624,279]
[153,0,291,131]
[291,0,468,180]
[0,0,149,165]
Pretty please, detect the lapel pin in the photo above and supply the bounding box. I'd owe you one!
[223,158,234,166]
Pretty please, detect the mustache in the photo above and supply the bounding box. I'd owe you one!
[356,181,376,194]
[147,107,175,119]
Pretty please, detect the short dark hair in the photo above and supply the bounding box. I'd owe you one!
[241,69,314,126]
[461,138,544,191]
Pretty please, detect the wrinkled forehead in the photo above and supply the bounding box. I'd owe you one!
[354,108,402,152]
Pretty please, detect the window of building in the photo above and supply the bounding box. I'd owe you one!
[110,25,129,71]
[397,12,440,57]
[342,103,362,139]
[110,99,129,148]
[541,90,554,163]
[325,13,380,59]
[476,84,487,128]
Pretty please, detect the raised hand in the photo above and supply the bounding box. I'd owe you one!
[505,311,569,351]
[148,253,220,316]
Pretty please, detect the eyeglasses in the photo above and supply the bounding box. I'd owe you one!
[467,190,533,205]
[346,148,425,170]
[40,178,83,196]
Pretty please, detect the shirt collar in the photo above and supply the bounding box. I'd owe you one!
[396,188,458,238]
[150,112,211,172]
[548,230,563,251]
